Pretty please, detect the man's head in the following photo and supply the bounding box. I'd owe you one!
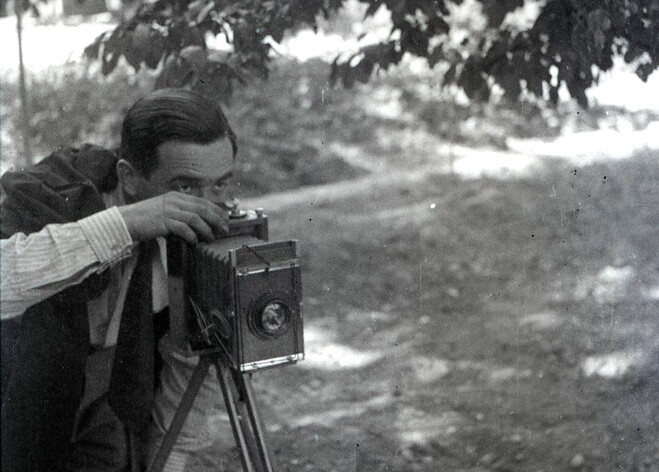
[117,88,237,207]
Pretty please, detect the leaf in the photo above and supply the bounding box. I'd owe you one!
[497,68,521,100]
[102,51,120,75]
[355,57,375,83]
[624,45,644,63]
[82,0,654,108]
[30,3,40,18]
[427,46,444,68]
[364,0,383,18]
[195,0,215,23]
[329,57,341,87]
[101,28,125,75]
[400,26,429,56]
[181,26,206,49]
[343,60,357,88]
[549,85,559,106]
[84,32,106,60]
[428,14,449,35]
[460,62,488,99]
[481,0,524,28]
[525,73,543,98]
[156,56,196,88]
[181,45,207,68]
[566,78,588,108]
[435,1,450,16]
[124,32,143,70]
[443,63,457,86]
[635,62,654,82]
[195,60,241,104]
[145,31,165,69]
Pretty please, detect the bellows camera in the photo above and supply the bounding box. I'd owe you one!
[167,208,304,372]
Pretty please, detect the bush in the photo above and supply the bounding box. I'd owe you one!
[2,59,373,194]
[5,57,652,195]
[2,64,151,169]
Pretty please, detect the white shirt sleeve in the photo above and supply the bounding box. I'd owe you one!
[1,206,134,321]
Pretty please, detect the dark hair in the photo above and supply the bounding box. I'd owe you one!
[120,88,237,176]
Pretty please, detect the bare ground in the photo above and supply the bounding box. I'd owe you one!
[189,148,658,472]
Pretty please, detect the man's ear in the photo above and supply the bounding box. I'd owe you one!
[116,159,144,201]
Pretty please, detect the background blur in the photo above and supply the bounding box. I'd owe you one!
[1,1,658,471]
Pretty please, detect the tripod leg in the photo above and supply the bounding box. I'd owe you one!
[215,360,272,472]
[148,356,212,472]
[233,372,274,472]
[214,360,259,472]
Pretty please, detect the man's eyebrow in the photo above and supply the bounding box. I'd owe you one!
[169,175,203,183]
[169,171,233,184]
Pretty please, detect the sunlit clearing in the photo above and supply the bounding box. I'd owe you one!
[396,408,464,445]
[642,285,659,301]
[488,366,533,382]
[301,324,383,370]
[303,343,383,370]
[409,356,451,383]
[453,150,544,178]
[520,311,562,330]
[508,122,659,162]
[592,265,635,305]
[290,394,392,427]
[581,351,644,378]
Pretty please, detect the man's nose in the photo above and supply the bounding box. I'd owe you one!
[201,185,235,209]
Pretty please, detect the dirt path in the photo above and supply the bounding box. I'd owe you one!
[194,149,659,472]
[245,123,659,214]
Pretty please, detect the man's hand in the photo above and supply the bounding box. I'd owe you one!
[118,192,229,244]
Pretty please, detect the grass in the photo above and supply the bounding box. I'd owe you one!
[190,148,658,471]
[2,54,657,471]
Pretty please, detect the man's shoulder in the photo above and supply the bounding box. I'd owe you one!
[1,144,118,237]
[2,144,118,192]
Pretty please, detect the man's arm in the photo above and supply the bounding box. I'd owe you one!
[1,207,134,321]
[1,191,229,321]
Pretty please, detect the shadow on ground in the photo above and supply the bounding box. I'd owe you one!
[190,151,658,472]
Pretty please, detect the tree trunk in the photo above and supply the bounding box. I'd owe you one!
[15,1,32,168]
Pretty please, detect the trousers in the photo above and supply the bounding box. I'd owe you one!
[65,347,128,472]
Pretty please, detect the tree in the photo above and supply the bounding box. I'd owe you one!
[13,0,41,166]
[85,0,658,107]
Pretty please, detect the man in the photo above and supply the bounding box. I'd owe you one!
[1,88,238,471]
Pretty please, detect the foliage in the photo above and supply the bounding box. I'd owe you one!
[2,57,567,181]
[1,65,148,167]
[331,0,659,108]
[83,0,659,107]
[4,56,654,182]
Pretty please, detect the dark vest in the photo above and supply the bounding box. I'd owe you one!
[0,145,154,471]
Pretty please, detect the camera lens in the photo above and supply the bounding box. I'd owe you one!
[252,300,291,338]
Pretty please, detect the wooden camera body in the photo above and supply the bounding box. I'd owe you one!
[167,209,304,372]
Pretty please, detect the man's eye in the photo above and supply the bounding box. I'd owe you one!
[214,181,228,192]
[177,183,194,193]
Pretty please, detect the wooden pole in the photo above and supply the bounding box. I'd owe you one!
[15,0,33,168]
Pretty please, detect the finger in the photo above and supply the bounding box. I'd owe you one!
[173,210,215,242]
[165,220,198,245]
[198,203,229,236]
[176,197,229,236]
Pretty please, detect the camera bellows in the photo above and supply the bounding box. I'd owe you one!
[167,210,304,373]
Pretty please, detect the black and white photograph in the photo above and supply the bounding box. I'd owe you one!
[1,0,657,471]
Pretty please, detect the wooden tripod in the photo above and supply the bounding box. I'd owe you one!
[148,354,275,472]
